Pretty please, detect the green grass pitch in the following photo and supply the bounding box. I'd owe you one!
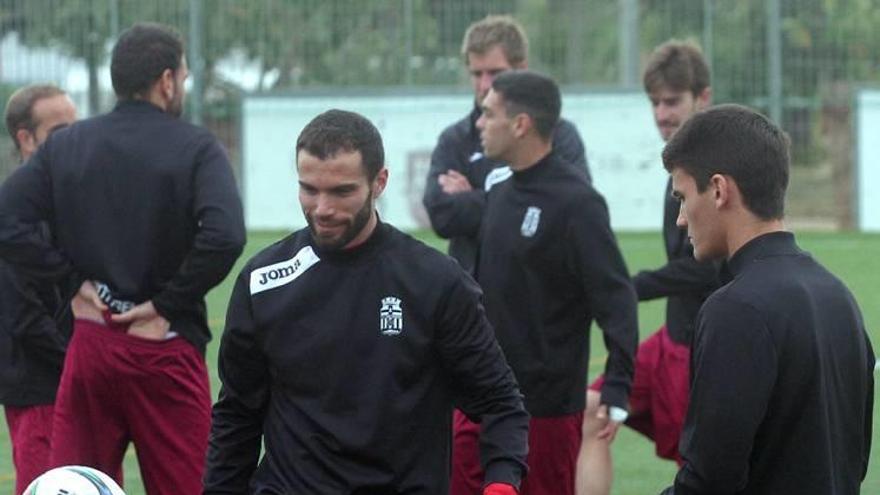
[0,230,876,494]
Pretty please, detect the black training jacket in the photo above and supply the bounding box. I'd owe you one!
[477,151,638,416]
[204,222,529,495]
[423,105,591,274]
[632,178,722,344]
[663,232,875,495]
[0,256,72,406]
[0,100,245,353]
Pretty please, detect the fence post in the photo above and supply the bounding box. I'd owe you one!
[618,0,639,87]
[766,0,783,125]
[702,0,713,72]
[188,0,204,125]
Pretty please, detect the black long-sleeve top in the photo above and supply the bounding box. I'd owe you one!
[477,151,638,416]
[0,100,246,352]
[0,259,72,406]
[632,178,721,344]
[423,106,591,274]
[663,232,875,495]
[204,222,529,495]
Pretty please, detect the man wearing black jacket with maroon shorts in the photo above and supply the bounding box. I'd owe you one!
[0,23,245,495]
[1,84,77,493]
[659,104,874,495]
[578,40,722,495]
[454,70,637,495]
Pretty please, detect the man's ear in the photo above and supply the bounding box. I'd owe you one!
[159,68,175,100]
[15,128,35,157]
[696,87,712,111]
[710,173,732,209]
[511,113,532,139]
[372,167,389,199]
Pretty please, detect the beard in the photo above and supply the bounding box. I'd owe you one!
[306,190,374,251]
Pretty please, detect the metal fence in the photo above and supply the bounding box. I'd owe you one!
[2,0,878,225]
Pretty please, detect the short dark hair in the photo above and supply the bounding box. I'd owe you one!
[296,109,385,181]
[461,15,528,66]
[491,70,560,140]
[111,22,184,100]
[4,84,66,150]
[663,104,790,220]
[643,39,710,96]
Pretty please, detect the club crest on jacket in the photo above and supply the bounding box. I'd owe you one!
[520,206,542,237]
[379,296,403,336]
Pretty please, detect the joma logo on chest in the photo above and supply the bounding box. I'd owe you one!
[258,259,302,285]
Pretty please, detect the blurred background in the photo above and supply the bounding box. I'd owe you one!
[1,0,878,229]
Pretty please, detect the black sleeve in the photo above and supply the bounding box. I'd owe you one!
[0,147,73,280]
[567,193,638,409]
[862,332,875,480]
[554,120,592,183]
[672,297,777,495]
[422,128,487,239]
[152,138,246,321]
[1,268,66,367]
[438,271,529,490]
[204,271,269,494]
[633,251,721,301]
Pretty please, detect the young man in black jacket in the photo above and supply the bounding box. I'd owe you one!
[0,24,245,494]
[1,84,76,493]
[451,70,637,495]
[422,14,590,275]
[659,104,874,494]
[204,109,528,495]
[578,40,721,495]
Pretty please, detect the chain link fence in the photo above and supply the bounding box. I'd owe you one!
[2,0,878,227]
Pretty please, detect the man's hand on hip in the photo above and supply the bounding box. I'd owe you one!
[111,300,170,340]
[71,280,108,323]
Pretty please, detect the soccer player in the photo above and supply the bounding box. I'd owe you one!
[659,104,874,494]
[453,70,637,495]
[577,40,720,495]
[204,109,529,495]
[0,23,245,495]
[422,14,590,275]
[5,85,77,161]
[1,84,76,494]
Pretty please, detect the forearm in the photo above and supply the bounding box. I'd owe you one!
[203,390,264,494]
[634,257,720,300]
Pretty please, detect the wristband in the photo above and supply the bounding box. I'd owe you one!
[483,482,518,495]
[609,406,629,423]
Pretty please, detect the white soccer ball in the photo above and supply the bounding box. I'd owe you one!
[22,465,125,495]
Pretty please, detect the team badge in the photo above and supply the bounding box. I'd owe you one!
[520,206,542,237]
[379,296,404,336]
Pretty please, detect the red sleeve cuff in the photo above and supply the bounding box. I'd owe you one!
[483,482,518,495]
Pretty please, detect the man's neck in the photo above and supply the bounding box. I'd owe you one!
[508,139,552,172]
[726,217,786,259]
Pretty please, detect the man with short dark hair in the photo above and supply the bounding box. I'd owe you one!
[0,83,76,494]
[423,14,590,275]
[0,23,245,495]
[451,69,637,495]
[204,109,528,495]
[659,104,874,494]
[578,40,720,495]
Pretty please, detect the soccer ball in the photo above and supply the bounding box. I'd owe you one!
[22,465,125,495]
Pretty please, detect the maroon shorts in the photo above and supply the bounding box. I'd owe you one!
[5,404,55,494]
[590,325,690,463]
[50,319,211,495]
[451,409,583,495]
